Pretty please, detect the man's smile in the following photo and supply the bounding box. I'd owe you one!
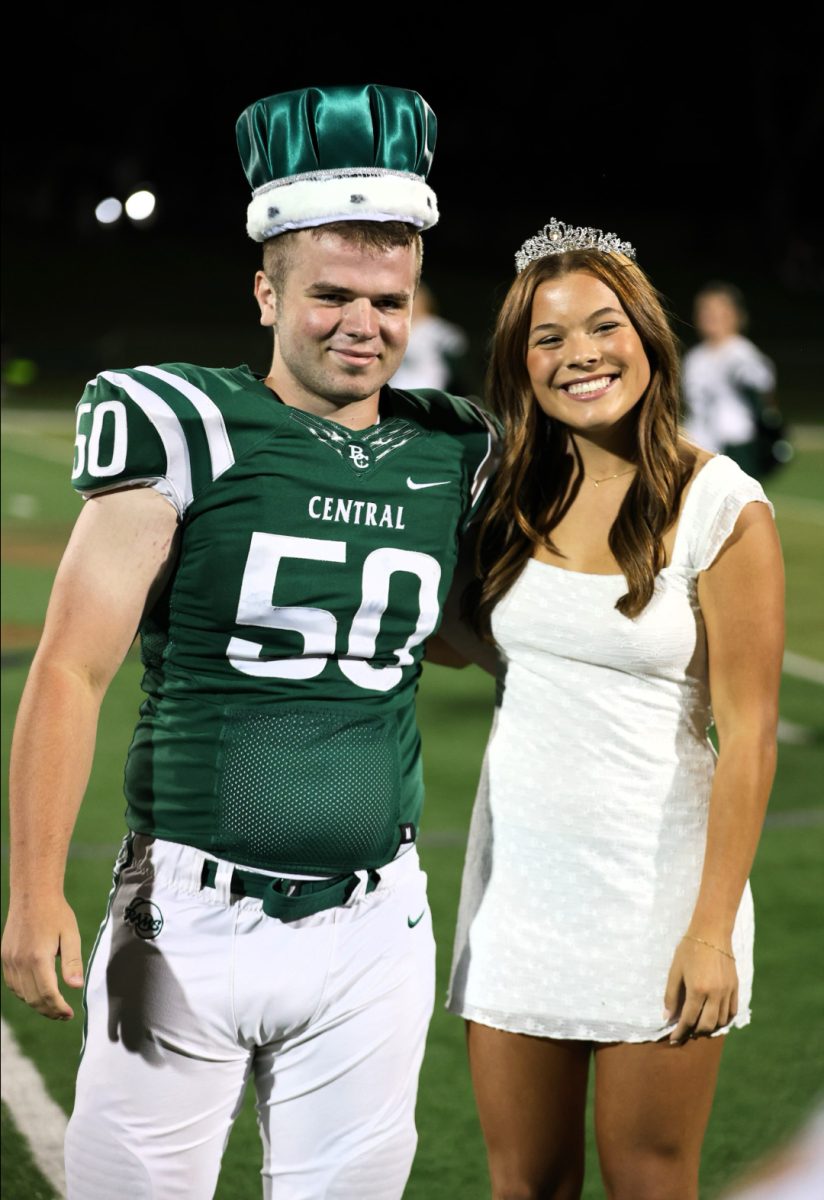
[329,347,381,367]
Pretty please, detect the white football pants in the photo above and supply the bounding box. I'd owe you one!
[65,835,436,1199]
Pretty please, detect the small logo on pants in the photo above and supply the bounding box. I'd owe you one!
[124,898,164,940]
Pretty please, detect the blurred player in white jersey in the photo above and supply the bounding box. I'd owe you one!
[682,281,787,478]
[390,282,469,391]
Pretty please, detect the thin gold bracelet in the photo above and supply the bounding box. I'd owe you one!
[682,934,735,962]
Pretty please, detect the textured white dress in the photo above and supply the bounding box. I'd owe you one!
[447,456,772,1042]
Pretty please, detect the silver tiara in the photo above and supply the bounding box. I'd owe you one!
[515,218,636,273]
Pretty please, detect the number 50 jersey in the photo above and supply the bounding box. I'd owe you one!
[72,363,496,874]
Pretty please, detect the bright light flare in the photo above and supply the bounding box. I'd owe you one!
[125,190,156,221]
[95,197,123,225]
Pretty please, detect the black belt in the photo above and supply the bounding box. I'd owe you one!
[200,860,381,922]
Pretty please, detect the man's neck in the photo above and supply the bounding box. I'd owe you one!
[263,372,381,431]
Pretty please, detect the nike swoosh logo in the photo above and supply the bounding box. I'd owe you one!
[407,910,426,928]
[406,477,451,490]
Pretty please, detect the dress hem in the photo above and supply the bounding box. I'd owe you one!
[446,999,751,1044]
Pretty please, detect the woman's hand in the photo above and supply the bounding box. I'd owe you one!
[664,934,739,1046]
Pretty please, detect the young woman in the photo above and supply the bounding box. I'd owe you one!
[446,221,784,1199]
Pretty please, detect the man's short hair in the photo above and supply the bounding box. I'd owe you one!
[263,221,423,299]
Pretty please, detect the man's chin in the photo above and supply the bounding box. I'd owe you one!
[323,370,395,405]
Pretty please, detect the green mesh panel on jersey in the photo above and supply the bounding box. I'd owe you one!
[216,705,401,872]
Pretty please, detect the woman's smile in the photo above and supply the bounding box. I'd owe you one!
[558,373,619,401]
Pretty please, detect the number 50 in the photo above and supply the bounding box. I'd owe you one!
[72,400,128,479]
[227,533,442,693]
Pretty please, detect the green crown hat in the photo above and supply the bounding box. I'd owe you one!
[236,84,439,241]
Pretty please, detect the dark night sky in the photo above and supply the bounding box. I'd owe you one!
[3,16,822,392]
[6,18,820,245]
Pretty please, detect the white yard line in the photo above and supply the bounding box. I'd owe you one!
[783,650,824,686]
[777,718,817,745]
[1,1016,67,1198]
[2,432,72,466]
[1,410,74,433]
[791,425,824,451]
[763,809,824,829]
[773,495,824,524]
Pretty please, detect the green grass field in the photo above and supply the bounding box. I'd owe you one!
[2,410,822,1199]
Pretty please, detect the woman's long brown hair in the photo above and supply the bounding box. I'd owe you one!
[474,249,691,636]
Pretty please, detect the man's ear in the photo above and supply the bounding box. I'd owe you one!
[254,271,278,329]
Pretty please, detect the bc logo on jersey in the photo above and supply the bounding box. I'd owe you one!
[348,444,372,471]
[124,898,164,940]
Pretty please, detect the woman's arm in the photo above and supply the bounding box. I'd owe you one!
[424,523,500,675]
[425,634,471,669]
[665,501,784,1044]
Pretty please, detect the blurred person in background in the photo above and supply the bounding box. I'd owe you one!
[390,282,469,392]
[682,282,789,479]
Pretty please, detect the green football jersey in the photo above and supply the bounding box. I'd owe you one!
[72,363,495,873]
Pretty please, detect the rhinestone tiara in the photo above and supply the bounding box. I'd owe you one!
[515,218,636,273]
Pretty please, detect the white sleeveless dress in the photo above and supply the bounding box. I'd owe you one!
[447,456,773,1042]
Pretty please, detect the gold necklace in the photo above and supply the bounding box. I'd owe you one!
[585,466,637,489]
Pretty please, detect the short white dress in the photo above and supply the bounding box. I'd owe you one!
[447,455,773,1042]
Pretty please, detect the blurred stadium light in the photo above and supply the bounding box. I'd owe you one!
[125,190,156,222]
[94,197,123,225]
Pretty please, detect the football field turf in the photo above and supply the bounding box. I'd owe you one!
[2,410,822,1199]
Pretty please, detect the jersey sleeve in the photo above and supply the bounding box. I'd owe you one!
[689,457,775,572]
[730,340,776,394]
[461,400,501,530]
[71,365,237,519]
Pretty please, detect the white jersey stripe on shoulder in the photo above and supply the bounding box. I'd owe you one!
[468,403,499,507]
[97,371,193,513]
[137,365,235,479]
[471,431,494,506]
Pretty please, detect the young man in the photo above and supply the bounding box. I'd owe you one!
[2,85,494,1199]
